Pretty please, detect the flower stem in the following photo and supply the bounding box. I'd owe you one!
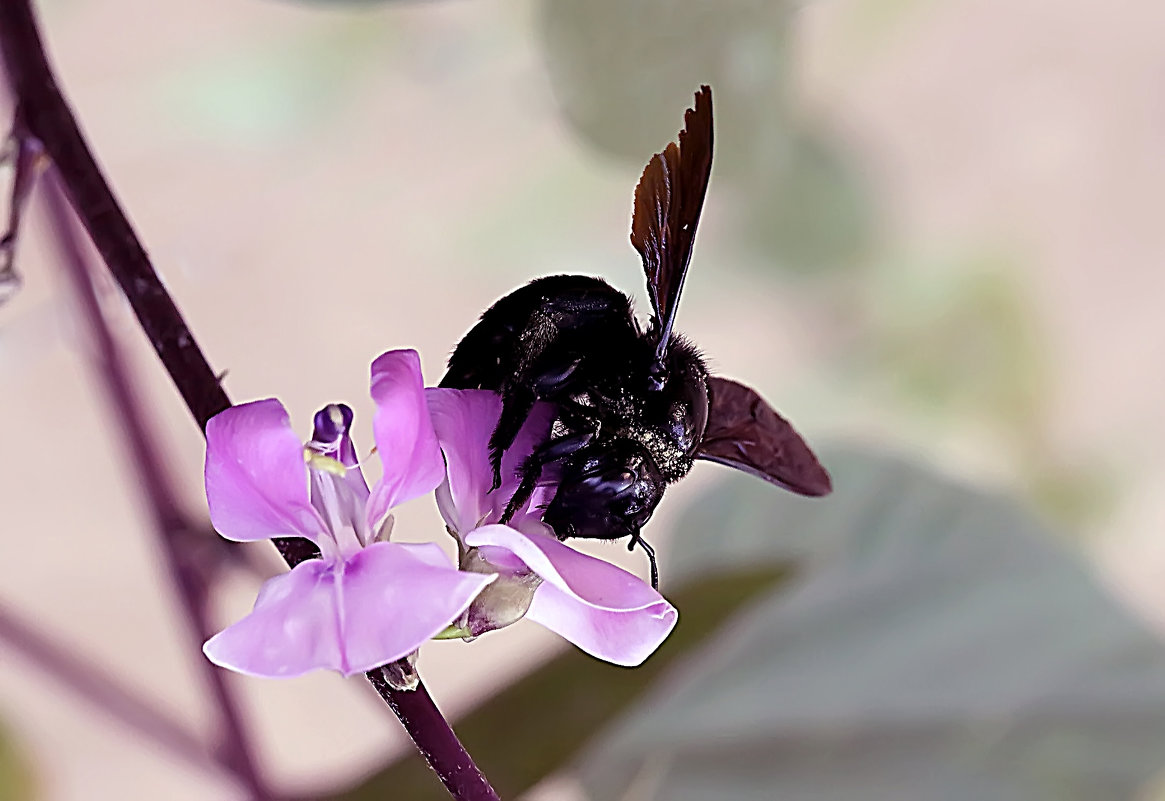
[0,2,500,799]
[43,171,273,800]
[370,669,502,801]
[0,0,232,429]
[0,599,218,776]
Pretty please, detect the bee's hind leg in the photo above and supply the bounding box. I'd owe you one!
[500,430,594,524]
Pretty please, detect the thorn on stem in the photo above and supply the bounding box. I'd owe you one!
[0,113,43,306]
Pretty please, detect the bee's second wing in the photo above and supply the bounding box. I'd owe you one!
[696,376,832,497]
[631,85,713,356]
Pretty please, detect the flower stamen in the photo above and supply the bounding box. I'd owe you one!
[305,450,347,476]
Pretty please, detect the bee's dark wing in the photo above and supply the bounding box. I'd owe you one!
[697,376,833,496]
[631,85,713,359]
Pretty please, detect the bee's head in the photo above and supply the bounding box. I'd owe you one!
[543,442,665,542]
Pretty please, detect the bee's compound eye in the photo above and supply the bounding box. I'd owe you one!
[668,404,695,448]
[668,382,709,454]
[610,470,638,494]
[647,362,667,392]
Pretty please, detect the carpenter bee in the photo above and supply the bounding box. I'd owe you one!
[441,85,831,588]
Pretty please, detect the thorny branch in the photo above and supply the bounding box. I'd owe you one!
[0,114,39,302]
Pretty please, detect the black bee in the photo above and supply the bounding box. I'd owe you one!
[441,85,831,587]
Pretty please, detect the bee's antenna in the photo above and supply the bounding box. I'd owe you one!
[628,533,659,590]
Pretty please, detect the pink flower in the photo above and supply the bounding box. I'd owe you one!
[427,389,678,667]
[202,350,493,678]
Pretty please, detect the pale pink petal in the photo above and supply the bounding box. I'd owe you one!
[395,541,461,570]
[463,525,678,666]
[427,389,498,534]
[204,544,493,678]
[366,350,446,528]
[205,399,328,544]
[525,582,677,667]
[203,559,344,678]
[427,388,555,536]
[339,542,493,674]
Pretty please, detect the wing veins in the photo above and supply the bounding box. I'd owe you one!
[630,85,714,360]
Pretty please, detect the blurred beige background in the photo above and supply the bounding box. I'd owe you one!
[3,0,1165,798]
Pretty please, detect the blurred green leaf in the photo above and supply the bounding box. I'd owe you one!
[153,23,387,144]
[867,255,1045,427]
[537,0,873,272]
[854,252,1115,528]
[317,566,792,801]
[0,719,36,801]
[576,447,1165,801]
[540,0,789,163]
[735,130,873,274]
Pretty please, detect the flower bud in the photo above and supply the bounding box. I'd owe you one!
[456,546,543,637]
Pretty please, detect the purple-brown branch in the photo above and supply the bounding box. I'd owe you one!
[0,599,217,775]
[0,2,500,800]
[0,0,228,429]
[370,670,502,801]
[43,171,273,800]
